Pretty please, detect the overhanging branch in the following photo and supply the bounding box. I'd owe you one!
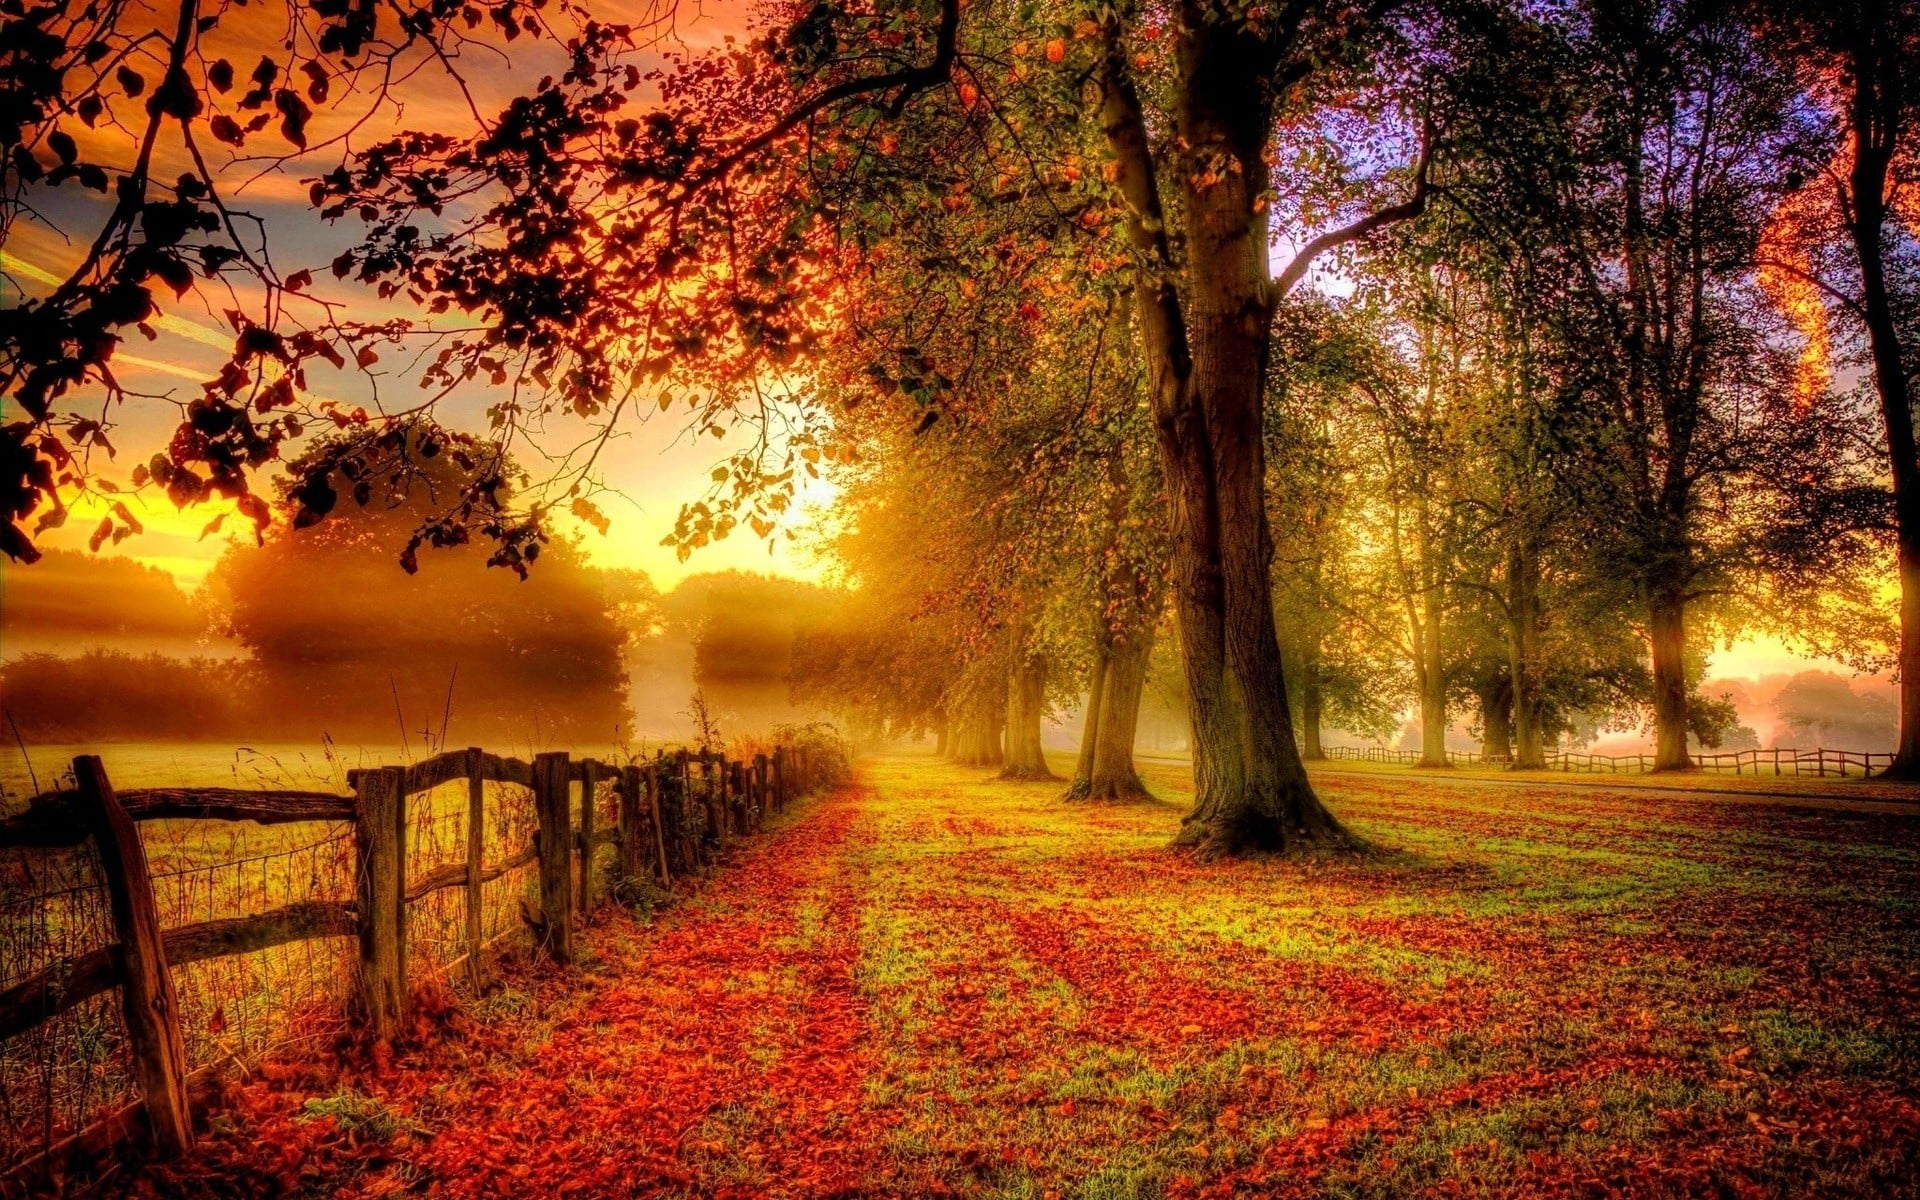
[1274,114,1435,299]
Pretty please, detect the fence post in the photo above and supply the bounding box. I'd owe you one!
[646,762,671,882]
[699,752,721,848]
[733,761,750,834]
[577,758,599,916]
[464,748,486,993]
[617,764,644,882]
[73,756,194,1156]
[351,765,407,1045]
[532,751,574,963]
[754,754,770,829]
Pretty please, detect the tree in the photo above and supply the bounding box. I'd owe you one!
[1093,4,1433,850]
[1448,0,1877,769]
[1268,300,1411,758]
[1753,0,1920,774]
[314,0,1443,855]
[206,427,633,744]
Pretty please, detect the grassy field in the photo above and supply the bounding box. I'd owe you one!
[102,750,1920,1199]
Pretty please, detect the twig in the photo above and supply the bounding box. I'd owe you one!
[390,674,411,762]
[3,707,38,795]
[438,664,460,753]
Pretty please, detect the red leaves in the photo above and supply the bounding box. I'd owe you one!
[86,765,1920,1199]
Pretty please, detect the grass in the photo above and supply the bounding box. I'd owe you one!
[85,751,1920,1198]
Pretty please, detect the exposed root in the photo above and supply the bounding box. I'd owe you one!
[1869,758,1920,782]
[1172,791,1363,861]
[997,764,1058,782]
[1089,779,1154,803]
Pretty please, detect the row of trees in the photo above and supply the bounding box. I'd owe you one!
[7,0,1918,854]
[784,0,1897,820]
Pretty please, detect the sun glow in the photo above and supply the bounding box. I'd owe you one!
[1756,149,1841,413]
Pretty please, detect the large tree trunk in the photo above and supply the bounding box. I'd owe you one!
[934,720,949,758]
[1506,540,1546,769]
[1649,587,1691,771]
[1000,652,1054,780]
[1100,19,1349,858]
[1842,43,1920,776]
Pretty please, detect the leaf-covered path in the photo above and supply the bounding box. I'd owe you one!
[154,755,1919,1199]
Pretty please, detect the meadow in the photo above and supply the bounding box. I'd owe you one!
[91,752,1920,1199]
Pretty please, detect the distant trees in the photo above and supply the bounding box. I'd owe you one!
[0,548,204,644]
[0,650,250,743]
[206,430,634,744]
[1435,0,1887,769]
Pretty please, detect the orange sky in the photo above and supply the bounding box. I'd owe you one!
[0,2,842,590]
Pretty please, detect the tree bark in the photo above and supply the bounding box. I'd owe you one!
[1000,651,1054,780]
[1086,628,1153,799]
[1066,645,1110,796]
[1649,587,1692,770]
[1100,17,1350,857]
[1416,585,1449,769]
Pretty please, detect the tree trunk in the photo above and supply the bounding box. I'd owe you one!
[934,720,949,758]
[1417,594,1448,769]
[1099,19,1349,858]
[1477,675,1513,761]
[1000,652,1054,780]
[1649,587,1691,770]
[1086,628,1153,799]
[1506,539,1546,769]
[1842,48,1920,776]
[1065,644,1111,799]
[1299,634,1326,761]
[948,696,1003,769]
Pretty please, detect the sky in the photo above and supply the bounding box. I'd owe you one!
[1,1,830,591]
[0,0,1880,700]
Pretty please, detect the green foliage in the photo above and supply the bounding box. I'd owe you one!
[298,1091,418,1141]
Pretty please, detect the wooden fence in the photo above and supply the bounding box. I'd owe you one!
[0,742,825,1180]
[1322,744,1895,778]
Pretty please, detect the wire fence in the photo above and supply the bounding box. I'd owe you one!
[0,740,836,1186]
[1321,744,1895,777]
[0,844,131,1172]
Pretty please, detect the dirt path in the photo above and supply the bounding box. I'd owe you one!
[141,755,1920,1199]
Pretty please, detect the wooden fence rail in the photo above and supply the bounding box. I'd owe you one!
[0,740,826,1177]
[1320,744,1896,778]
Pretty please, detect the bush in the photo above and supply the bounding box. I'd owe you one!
[770,721,852,788]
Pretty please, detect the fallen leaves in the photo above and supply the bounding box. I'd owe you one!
[91,757,1920,1199]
